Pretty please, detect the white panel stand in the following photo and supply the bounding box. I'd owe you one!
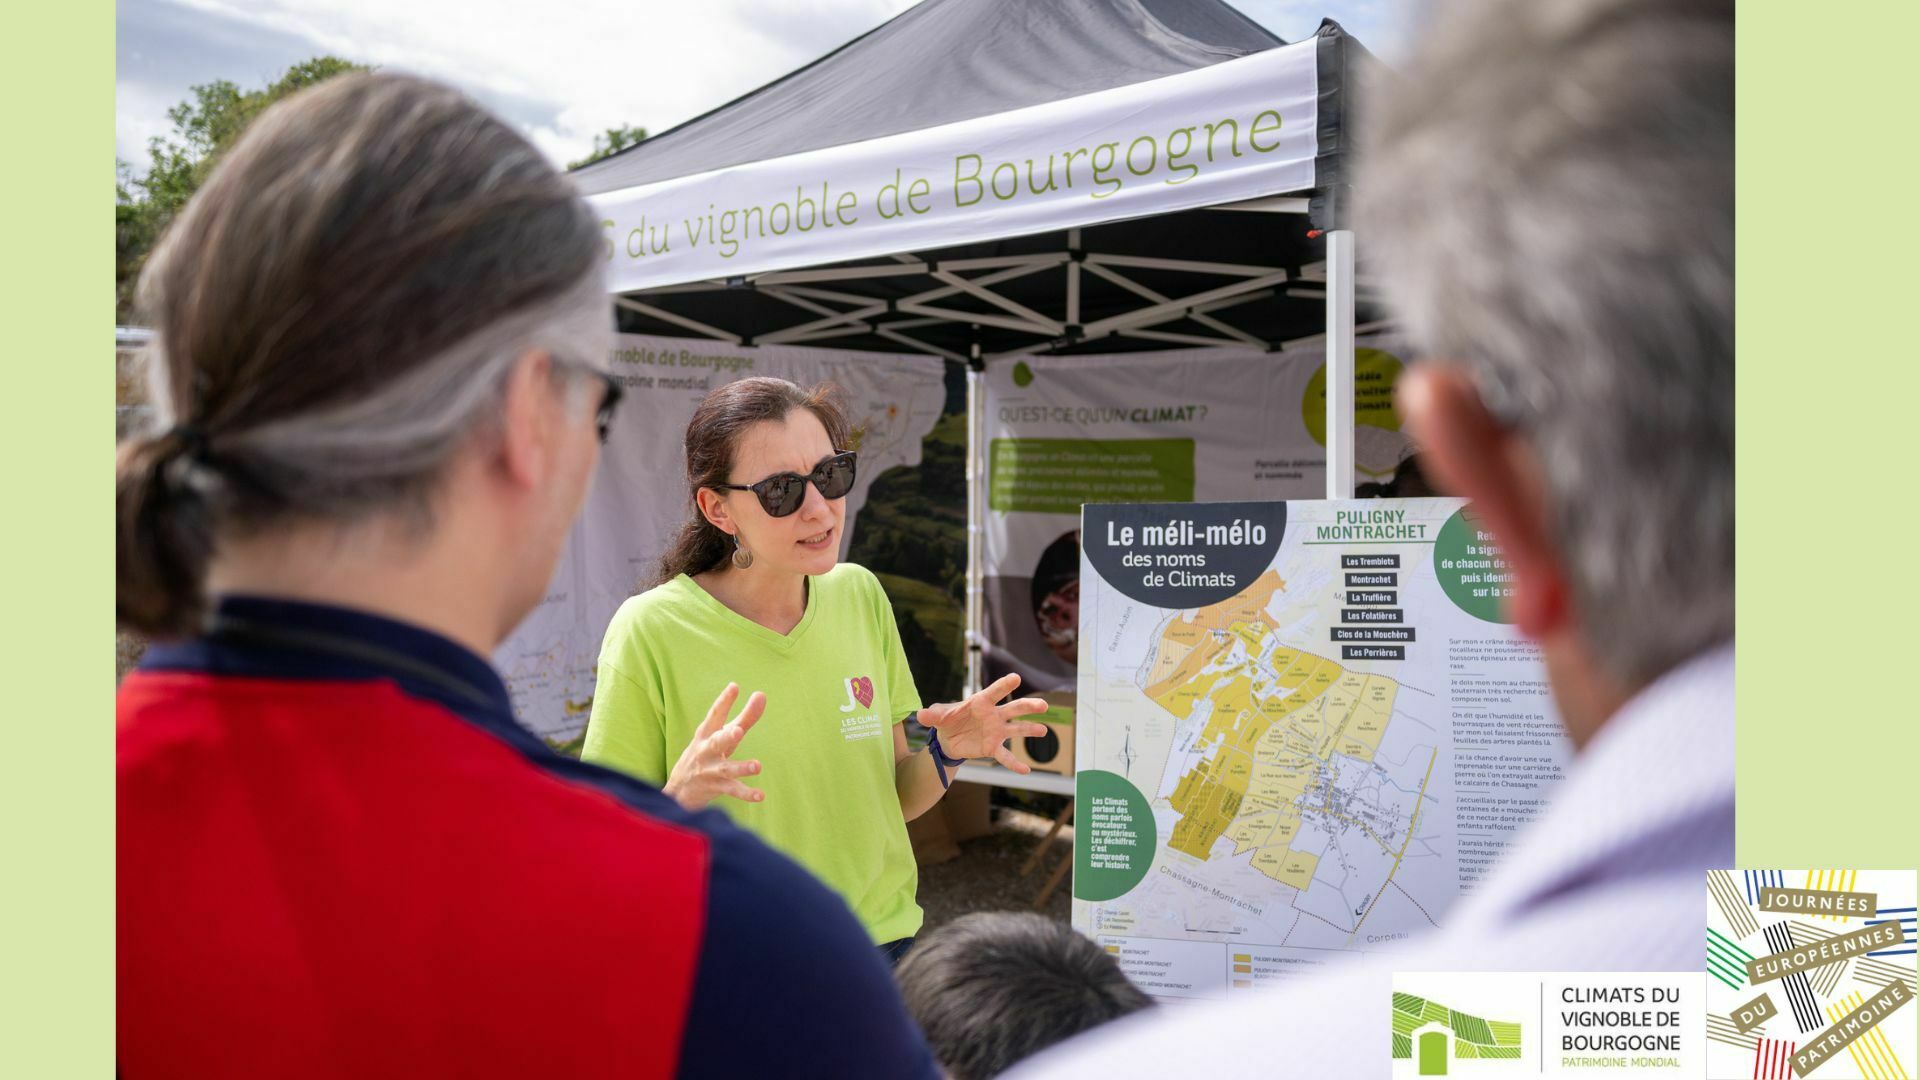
[953,762,1076,796]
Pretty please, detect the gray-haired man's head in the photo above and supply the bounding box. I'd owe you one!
[1362,0,1732,696]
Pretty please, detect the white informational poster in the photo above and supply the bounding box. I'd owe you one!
[587,39,1318,292]
[980,336,1415,701]
[1071,498,1570,1001]
[494,333,946,742]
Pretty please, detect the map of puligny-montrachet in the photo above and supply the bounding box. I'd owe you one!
[1073,499,1566,1001]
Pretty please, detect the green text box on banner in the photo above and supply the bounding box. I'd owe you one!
[989,437,1195,514]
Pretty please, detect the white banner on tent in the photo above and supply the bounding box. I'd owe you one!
[588,39,1319,292]
[979,335,1414,697]
[495,333,947,741]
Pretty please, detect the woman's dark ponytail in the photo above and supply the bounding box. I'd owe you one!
[116,430,218,638]
[653,517,735,587]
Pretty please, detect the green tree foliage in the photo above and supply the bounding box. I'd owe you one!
[892,607,959,707]
[116,164,156,319]
[568,124,647,170]
[117,57,369,320]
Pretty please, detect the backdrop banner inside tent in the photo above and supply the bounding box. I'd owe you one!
[494,333,947,742]
[979,334,1413,702]
[586,37,1318,292]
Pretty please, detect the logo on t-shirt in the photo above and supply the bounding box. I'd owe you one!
[839,676,882,742]
[841,676,875,712]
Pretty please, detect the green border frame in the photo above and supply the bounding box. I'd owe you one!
[13,0,1918,1073]
[1738,0,1918,1053]
[1736,1,1919,872]
[6,0,114,1073]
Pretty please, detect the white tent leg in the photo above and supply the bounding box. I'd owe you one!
[964,357,984,697]
[1325,229,1357,500]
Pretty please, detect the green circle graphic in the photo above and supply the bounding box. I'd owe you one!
[1073,770,1156,901]
[1012,361,1035,387]
[1302,348,1405,447]
[1432,507,1514,624]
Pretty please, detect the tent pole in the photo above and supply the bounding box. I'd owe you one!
[1325,229,1357,500]
[964,338,984,697]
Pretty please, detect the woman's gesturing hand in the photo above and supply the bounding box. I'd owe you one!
[919,673,1051,774]
[663,683,767,811]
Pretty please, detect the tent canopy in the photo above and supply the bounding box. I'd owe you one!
[570,0,1283,195]
[573,0,1379,359]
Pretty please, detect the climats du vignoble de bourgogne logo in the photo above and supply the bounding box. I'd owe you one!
[1393,971,1706,1078]
[1394,990,1524,1075]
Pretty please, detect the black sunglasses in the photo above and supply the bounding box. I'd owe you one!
[715,450,858,518]
[588,370,623,444]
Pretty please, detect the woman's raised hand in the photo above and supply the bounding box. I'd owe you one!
[663,683,767,811]
[919,673,1051,774]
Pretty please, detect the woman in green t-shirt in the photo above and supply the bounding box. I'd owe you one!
[583,377,1049,956]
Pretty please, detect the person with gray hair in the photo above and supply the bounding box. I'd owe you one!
[116,72,938,1078]
[1012,0,1732,1073]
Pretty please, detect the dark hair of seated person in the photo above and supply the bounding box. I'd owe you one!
[895,912,1152,1080]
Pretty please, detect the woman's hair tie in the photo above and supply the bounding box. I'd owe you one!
[167,422,210,462]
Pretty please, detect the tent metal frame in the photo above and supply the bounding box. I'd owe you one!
[610,201,1363,700]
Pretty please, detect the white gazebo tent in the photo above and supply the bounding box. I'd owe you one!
[571,0,1382,709]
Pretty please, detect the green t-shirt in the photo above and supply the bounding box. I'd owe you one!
[582,563,924,943]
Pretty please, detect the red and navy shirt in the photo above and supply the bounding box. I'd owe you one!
[118,596,938,1079]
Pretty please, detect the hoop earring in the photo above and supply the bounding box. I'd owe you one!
[731,534,754,570]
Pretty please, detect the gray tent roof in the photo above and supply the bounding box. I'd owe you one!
[586,4,1378,357]
[570,0,1283,195]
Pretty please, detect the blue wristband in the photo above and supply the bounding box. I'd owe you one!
[926,726,965,788]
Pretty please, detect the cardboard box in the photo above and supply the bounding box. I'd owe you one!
[907,804,961,865]
[1009,694,1076,775]
[906,775,994,864]
[943,777,992,842]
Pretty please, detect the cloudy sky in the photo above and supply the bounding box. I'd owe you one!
[117,0,1405,171]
